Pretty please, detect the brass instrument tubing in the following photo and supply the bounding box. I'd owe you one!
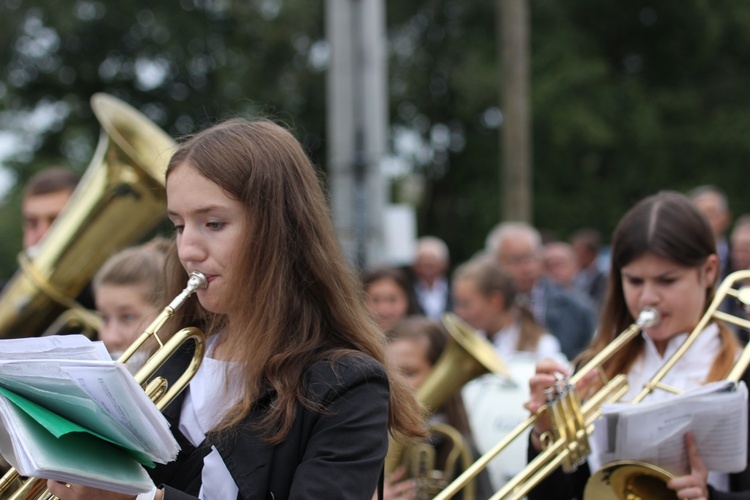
[490,374,630,500]
[17,254,83,312]
[631,272,750,404]
[433,309,658,500]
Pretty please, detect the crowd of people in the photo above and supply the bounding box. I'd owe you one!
[2,119,749,499]
[361,186,750,499]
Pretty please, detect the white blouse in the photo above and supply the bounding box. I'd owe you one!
[489,321,567,364]
[177,338,242,500]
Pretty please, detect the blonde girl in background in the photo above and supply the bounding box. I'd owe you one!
[92,239,170,370]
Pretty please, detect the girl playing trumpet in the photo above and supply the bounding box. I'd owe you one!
[47,118,425,499]
[526,191,750,500]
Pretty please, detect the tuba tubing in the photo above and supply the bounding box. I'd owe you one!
[0,271,208,500]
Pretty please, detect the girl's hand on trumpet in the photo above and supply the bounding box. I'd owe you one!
[524,357,598,452]
[666,433,709,500]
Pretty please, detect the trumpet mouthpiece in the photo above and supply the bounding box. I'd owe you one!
[636,307,660,328]
[187,271,208,291]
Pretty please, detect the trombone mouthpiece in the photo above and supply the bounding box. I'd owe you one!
[187,271,208,292]
[636,307,660,329]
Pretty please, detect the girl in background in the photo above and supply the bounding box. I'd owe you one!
[384,315,493,500]
[452,257,565,490]
[93,239,169,367]
[452,257,564,362]
[363,266,423,333]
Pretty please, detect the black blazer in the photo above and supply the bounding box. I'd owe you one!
[149,344,391,499]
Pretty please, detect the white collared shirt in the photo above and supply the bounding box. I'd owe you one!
[178,337,242,500]
[415,277,449,320]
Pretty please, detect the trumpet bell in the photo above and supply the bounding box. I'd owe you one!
[584,460,676,500]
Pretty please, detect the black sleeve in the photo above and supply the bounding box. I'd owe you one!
[525,433,590,500]
[160,485,198,500]
[708,485,750,500]
[288,359,391,499]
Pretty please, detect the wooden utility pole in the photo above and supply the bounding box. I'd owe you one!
[497,0,532,222]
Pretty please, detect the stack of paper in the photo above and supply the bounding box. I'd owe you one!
[0,335,179,494]
[592,380,748,476]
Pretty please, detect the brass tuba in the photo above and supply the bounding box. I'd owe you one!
[0,271,208,499]
[385,313,511,499]
[435,270,750,500]
[0,93,174,339]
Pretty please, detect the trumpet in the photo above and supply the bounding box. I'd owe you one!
[0,271,208,500]
[436,269,750,500]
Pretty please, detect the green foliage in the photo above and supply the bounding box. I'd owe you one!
[0,0,326,280]
[3,0,750,278]
[387,0,750,266]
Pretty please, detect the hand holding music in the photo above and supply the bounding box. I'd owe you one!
[666,433,709,500]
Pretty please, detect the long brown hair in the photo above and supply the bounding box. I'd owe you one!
[453,257,545,352]
[163,118,424,443]
[580,191,739,385]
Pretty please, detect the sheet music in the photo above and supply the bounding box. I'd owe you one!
[0,334,180,494]
[591,381,748,475]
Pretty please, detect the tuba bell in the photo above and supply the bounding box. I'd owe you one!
[0,93,175,339]
[385,313,511,499]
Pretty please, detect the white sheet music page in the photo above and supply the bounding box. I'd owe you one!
[593,380,747,475]
[0,334,180,493]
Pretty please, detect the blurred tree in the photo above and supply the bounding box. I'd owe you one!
[0,0,327,280]
[3,0,750,281]
[386,0,750,268]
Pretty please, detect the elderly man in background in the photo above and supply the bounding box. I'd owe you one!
[689,185,733,278]
[409,236,452,321]
[486,222,597,360]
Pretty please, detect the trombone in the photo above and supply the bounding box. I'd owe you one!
[0,271,208,500]
[436,269,750,500]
